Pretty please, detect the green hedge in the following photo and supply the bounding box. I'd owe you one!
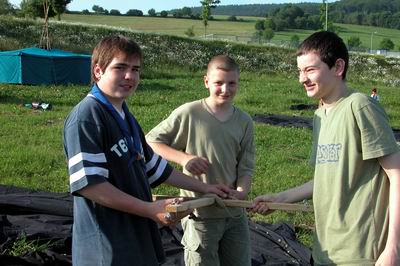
[1,16,399,85]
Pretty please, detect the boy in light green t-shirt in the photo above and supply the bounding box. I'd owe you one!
[146,55,255,266]
[252,31,400,265]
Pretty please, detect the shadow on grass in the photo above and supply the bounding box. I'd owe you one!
[254,112,400,141]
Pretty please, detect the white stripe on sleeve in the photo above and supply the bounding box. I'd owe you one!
[70,167,109,184]
[148,159,167,184]
[69,152,107,168]
[145,153,160,172]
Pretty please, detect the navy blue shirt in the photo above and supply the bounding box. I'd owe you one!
[63,95,173,266]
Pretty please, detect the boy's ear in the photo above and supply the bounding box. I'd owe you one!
[334,59,345,77]
[93,64,103,80]
[203,75,209,88]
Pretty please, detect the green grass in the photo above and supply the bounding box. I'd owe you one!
[59,14,258,38]
[1,67,399,248]
[5,233,53,256]
[58,14,400,51]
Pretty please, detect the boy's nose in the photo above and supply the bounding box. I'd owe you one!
[299,72,307,84]
[220,84,227,93]
[125,71,135,80]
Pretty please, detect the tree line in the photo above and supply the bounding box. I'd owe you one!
[329,0,400,29]
[196,0,400,30]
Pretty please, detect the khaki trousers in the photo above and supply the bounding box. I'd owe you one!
[181,213,250,266]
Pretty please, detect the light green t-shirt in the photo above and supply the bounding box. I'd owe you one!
[146,99,255,218]
[310,91,399,265]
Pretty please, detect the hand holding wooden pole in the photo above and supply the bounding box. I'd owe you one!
[155,195,313,213]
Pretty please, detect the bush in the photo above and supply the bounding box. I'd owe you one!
[348,36,361,49]
[379,38,394,51]
[160,10,168,17]
[290,35,300,47]
[148,8,156,17]
[184,25,195,37]
[227,15,237,21]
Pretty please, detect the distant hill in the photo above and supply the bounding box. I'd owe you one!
[330,0,400,29]
[171,0,400,29]
[172,3,320,17]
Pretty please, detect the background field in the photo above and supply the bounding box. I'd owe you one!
[59,14,400,51]
[1,67,399,246]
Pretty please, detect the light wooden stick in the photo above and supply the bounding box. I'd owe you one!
[154,195,313,213]
[165,197,215,212]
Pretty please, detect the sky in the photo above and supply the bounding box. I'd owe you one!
[9,0,325,13]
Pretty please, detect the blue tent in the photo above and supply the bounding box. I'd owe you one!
[0,47,91,85]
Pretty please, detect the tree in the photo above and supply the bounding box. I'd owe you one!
[379,38,394,50]
[160,10,168,17]
[173,11,182,18]
[200,0,220,37]
[21,0,55,18]
[109,9,120,16]
[20,0,71,19]
[181,7,192,17]
[92,5,104,14]
[253,30,263,44]
[262,28,274,42]
[0,0,13,15]
[264,19,276,30]
[126,9,143,16]
[347,36,361,49]
[290,34,300,47]
[81,9,90,14]
[51,0,71,20]
[148,8,156,17]
[320,0,327,30]
[255,20,265,31]
[227,15,237,21]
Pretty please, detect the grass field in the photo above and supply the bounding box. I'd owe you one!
[59,14,258,38]
[59,14,400,51]
[1,64,399,247]
[1,14,400,251]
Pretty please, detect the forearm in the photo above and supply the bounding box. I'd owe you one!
[148,142,187,166]
[386,175,400,249]
[379,152,400,254]
[78,182,151,218]
[276,180,313,203]
[164,168,209,193]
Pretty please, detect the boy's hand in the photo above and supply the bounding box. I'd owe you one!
[203,184,230,198]
[183,155,210,175]
[149,198,192,226]
[228,189,248,200]
[251,194,280,215]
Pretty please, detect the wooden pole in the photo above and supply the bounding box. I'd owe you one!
[153,195,313,213]
[40,0,51,50]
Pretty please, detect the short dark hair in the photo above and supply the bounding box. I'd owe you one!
[91,35,142,83]
[207,55,239,75]
[296,31,349,80]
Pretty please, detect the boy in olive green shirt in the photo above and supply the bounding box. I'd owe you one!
[252,31,400,265]
[147,55,255,266]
